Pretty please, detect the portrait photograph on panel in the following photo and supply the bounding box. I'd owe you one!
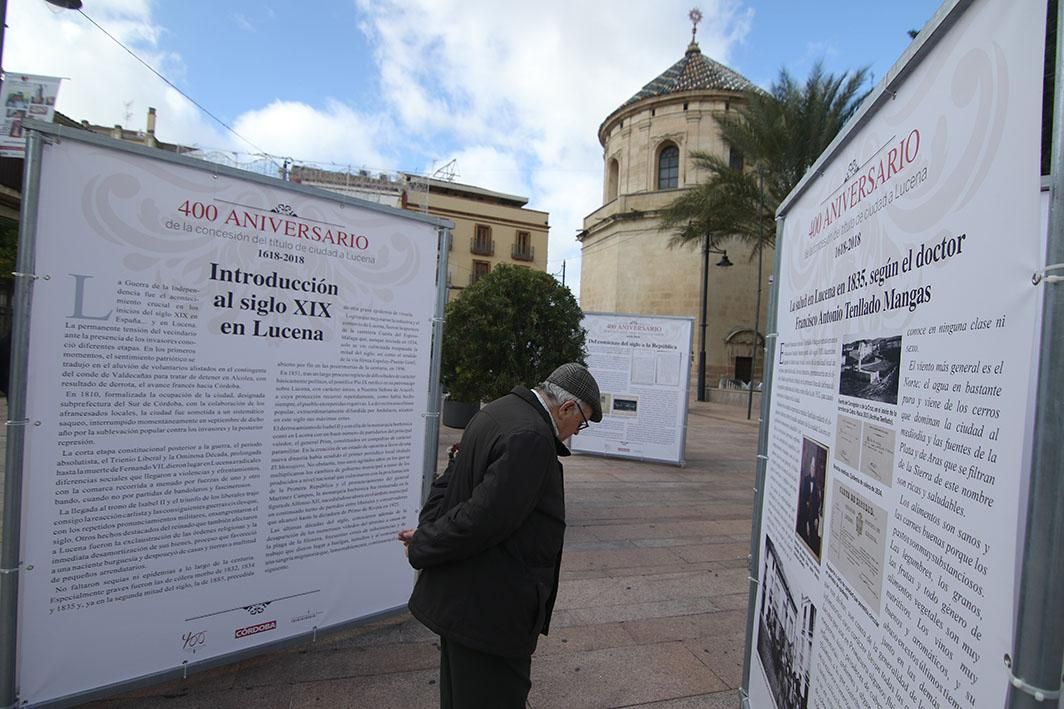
[794,437,828,561]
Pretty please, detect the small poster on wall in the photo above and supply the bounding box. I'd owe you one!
[0,72,61,157]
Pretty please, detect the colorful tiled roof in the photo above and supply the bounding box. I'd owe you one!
[621,41,755,107]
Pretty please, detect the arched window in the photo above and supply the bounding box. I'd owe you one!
[729,146,744,172]
[657,144,679,190]
[606,158,620,202]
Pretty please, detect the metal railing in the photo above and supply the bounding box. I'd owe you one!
[470,237,494,256]
[511,243,534,261]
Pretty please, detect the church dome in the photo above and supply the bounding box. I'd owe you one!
[621,41,756,108]
[598,40,756,146]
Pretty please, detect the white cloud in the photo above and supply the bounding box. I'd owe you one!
[230,100,394,171]
[232,13,256,33]
[6,2,391,169]
[443,146,529,198]
[355,0,754,298]
[7,0,224,148]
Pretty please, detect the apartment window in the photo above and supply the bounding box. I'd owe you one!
[471,224,494,256]
[512,231,534,261]
[471,260,491,285]
[657,144,679,190]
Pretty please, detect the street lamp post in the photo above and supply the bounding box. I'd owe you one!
[697,236,732,402]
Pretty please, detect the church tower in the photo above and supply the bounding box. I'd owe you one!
[579,11,773,388]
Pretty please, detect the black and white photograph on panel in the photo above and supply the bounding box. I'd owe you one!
[794,436,828,561]
[838,335,902,404]
[757,535,816,709]
[611,396,639,415]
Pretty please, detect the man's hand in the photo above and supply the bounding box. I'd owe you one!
[398,528,416,551]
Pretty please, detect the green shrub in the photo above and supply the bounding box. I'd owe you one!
[442,265,586,402]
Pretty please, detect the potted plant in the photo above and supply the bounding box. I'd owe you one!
[441,265,587,428]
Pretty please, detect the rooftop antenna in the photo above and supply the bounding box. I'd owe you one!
[432,158,458,182]
[123,99,133,128]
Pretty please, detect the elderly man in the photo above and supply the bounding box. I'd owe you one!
[399,363,601,709]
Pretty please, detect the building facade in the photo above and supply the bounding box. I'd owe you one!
[401,177,549,300]
[290,168,549,301]
[580,34,773,386]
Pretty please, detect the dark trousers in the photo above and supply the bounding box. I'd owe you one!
[439,637,531,709]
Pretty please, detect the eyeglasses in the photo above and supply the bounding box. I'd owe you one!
[574,403,590,431]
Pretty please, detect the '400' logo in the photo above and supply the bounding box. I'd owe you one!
[181,630,206,654]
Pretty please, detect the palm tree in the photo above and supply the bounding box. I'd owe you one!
[663,62,868,408]
[659,61,870,254]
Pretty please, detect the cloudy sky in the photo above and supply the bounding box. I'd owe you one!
[9,0,939,296]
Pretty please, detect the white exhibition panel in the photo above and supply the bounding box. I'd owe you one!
[16,137,438,705]
[748,2,1045,708]
[573,313,692,465]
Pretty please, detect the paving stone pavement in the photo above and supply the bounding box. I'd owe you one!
[8,397,760,708]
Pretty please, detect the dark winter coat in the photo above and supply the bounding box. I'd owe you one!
[407,386,568,658]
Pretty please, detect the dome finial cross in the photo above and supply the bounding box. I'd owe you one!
[689,8,703,43]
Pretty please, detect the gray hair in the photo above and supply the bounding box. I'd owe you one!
[538,380,582,408]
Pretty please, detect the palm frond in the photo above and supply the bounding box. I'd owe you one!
[658,62,868,258]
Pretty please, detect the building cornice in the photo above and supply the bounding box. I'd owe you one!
[598,89,748,147]
[417,204,550,232]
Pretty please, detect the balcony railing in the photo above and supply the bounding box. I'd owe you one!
[511,243,535,262]
[470,237,494,256]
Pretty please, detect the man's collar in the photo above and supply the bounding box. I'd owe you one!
[509,386,571,456]
[531,388,561,439]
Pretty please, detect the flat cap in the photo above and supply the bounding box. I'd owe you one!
[546,363,602,422]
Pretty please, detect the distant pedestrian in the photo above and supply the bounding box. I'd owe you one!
[398,363,601,709]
